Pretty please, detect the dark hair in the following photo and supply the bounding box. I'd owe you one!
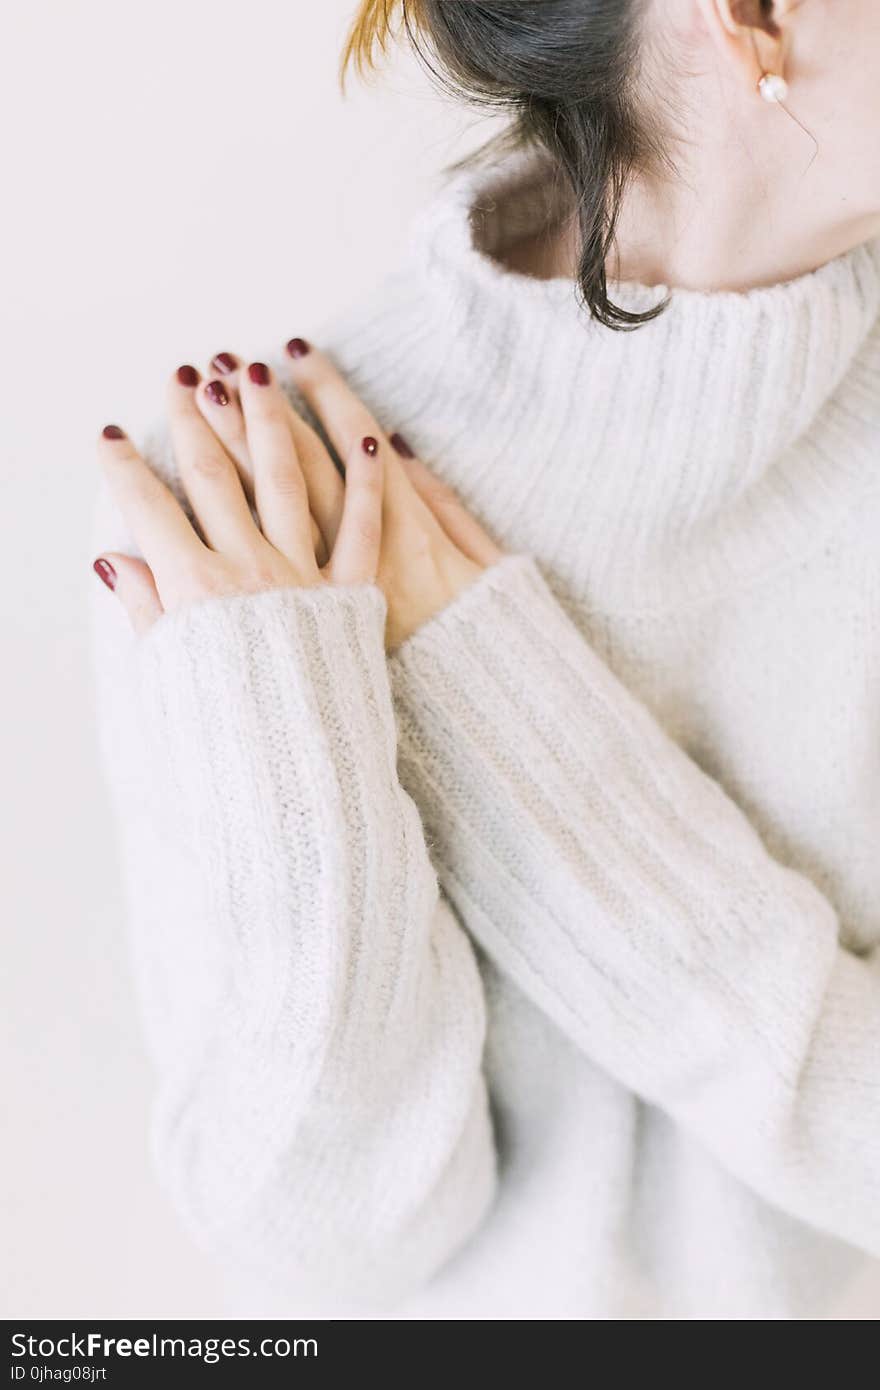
[345,1,669,330]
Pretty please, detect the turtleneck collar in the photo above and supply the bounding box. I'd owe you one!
[392,148,880,612]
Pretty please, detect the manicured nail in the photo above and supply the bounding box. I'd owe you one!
[390,432,414,459]
[205,380,229,406]
[248,362,271,386]
[102,424,125,441]
[362,436,379,457]
[210,351,238,374]
[285,337,310,359]
[177,364,200,387]
[93,558,117,592]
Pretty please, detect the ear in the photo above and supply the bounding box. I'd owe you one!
[696,0,789,93]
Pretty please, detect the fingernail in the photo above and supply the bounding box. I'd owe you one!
[362,436,380,457]
[102,424,126,440]
[390,432,414,459]
[177,364,200,387]
[93,558,117,592]
[205,380,229,406]
[248,362,271,386]
[210,351,238,374]
[285,337,310,359]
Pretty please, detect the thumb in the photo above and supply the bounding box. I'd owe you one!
[93,553,164,635]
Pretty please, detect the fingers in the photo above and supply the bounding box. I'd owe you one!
[282,338,502,576]
[167,365,261,559]
[97,425,206,585]
[392,446,504,567]
[283,339,419,523]
[195,353,254,497]
[203,345,347,541]
[330,434,384,586]
[267,343,349,542]
[198,350,338,565]
[283,340,377,460]
[280,407,346,552]
[92,553,163,635]
[238,362,318,569]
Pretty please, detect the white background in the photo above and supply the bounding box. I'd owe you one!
[1,0,493,1319]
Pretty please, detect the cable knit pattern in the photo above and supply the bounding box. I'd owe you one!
[127,582,494,1306]
[389,551,880,1251]
[92,148,880,1319]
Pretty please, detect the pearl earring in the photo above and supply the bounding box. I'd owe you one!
[758,72,789,104]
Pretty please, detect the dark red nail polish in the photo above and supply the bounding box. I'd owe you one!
[102,424,125,440]
[248,362,270,386]
[210,351,238,374]
[285,337,310,359]
[177,364,200,387]
[390,432,414,459]
[362,436,380,457]
[205,380,229,406]
[93,558,117,592]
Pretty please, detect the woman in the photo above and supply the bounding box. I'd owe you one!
[90,0,880,1320]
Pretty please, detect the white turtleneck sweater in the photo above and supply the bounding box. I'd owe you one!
[92,150,880,1321]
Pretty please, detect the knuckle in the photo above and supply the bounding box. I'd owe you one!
[242,547,294,593]
[232,532,267,568]
[264,459,305,499]
[187,450,228,483]
[250,566,284,593]
[254,405,284,433]
[232,561,271,592]
[130,471,164,509]
[248,390,287,423]
[352,515,381,551]
[174,554,221,600]
[427,479,458,510]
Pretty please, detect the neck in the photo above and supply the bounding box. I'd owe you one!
[611,143,880,295]
[510,85,880,295]
[404,144,880,608]
[506,169,879,296]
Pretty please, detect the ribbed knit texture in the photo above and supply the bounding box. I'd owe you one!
[92,148,880,1320]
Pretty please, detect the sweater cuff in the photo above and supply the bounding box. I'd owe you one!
[135,581,393,827]
[390,553,551,668]
[137,579,388,687]
[388,551,593,717]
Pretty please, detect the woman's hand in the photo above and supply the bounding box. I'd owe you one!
[94,359,390,636]
[94,344,504,649]
[273,341,505,648]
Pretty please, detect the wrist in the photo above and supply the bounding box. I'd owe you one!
[385,550,489,652]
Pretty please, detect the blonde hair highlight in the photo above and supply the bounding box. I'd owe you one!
[341,0,417,84]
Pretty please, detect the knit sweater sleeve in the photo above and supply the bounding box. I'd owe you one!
[90,489,496,1309]
[388,551,880,1257]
